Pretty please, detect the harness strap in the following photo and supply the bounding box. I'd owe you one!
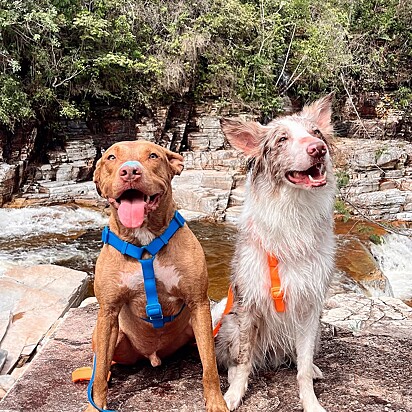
[102,210,186,328]
[213,253,285,338]
[268,255,285,312]
[212,285,234,337]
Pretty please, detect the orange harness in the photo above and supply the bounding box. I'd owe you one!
[213,255,285,337]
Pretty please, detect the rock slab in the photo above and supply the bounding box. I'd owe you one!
[1,294,411,411]
[0,264,88,375]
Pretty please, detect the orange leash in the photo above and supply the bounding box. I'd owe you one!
[213,254,285,338]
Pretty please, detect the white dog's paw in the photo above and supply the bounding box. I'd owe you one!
[312,364,324,380]
[302,400,326,412]
[224,389,243,411]
[305,406,326,412]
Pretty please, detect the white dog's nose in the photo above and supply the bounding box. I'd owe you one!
[119,161,142,181]
[306,141,327,158]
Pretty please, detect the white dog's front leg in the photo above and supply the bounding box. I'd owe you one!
[224,363,251,410]
[295,320,326,412]
[224,310,258,411]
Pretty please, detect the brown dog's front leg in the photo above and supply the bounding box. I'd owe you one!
[190,301,229,412]
[85,304,120,412]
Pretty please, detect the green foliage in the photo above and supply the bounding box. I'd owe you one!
[335,199,351,222]
[0,76,33,129]
[0,0,411,128]
[336,170,350,189]
[369,234,383,245]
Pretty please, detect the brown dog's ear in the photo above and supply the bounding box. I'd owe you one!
[165,149,184,176]
[301,93,334,131]
[220,118,264,157]
[93,157,102,196]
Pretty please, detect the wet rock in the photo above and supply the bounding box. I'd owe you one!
[336,236,393,297]
[0,164,19,205]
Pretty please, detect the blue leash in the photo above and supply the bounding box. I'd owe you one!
[87,355,117,412]
[88,211,186,410]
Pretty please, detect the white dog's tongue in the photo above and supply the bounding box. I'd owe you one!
[118,194,145,228]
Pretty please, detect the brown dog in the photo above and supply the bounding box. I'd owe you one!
[86,140,228,412]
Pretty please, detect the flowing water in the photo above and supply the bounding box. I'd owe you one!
[370,232,412,302]
[0,205,410,303]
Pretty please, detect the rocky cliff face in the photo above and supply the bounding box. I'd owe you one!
[0,94,411,221]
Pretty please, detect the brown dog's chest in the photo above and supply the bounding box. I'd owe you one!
[95,247,184,305]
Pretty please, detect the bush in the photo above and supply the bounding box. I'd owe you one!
[0,0,410,129]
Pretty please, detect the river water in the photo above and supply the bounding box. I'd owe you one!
[0,205,411,303]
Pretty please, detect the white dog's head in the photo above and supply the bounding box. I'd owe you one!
[220,94,335,191]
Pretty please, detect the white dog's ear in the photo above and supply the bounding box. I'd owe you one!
[301,93,334,131]
[165,149,184,176]
[93,157,102,196]
[220,118,264,157]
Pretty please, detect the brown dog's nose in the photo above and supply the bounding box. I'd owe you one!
[119,161,142,181]
[307,141,327,158]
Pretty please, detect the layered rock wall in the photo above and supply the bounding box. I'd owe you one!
[0,94,411,221]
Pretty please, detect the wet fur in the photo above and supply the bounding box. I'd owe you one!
[214,95,336,412]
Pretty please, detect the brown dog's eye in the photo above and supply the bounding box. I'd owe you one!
[149,153,159,159]
[107,154,116,160]
[313,129,322,137]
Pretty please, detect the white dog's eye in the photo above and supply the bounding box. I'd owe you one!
[107,154,116,160]
[149,153,159,159]
[278,136,288,143]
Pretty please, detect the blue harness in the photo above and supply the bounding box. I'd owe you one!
[101,210,186,328]
[87,211,187,412]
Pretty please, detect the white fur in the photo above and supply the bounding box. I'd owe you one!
[215,107,336,412]
[118,262,181,294]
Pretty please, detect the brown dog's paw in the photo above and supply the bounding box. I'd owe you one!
[84,404,106,412]
[206,395,230,412]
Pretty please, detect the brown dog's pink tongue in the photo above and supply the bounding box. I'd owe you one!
[118,197,145,228]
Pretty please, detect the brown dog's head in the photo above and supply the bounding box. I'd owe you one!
[94,140,184,229]
[220,94,335,191]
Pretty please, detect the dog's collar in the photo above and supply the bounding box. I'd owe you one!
[101,210,186,328]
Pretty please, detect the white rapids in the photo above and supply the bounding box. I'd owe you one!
[0,206,108,275]
[370,231,412,301]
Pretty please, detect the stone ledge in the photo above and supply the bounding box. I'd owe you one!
[1,294,411,411]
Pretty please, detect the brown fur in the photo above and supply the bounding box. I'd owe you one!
[86,140,228,412]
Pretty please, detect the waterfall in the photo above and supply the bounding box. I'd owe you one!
[370,232,412,301]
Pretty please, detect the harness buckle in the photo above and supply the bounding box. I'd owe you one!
[271,286,283,299]
[146,303,163,319]
[101,227,110,244]
[159,234,168,246]
[271,286,285,312]
[174,211,185,227]
[121,242,128,255]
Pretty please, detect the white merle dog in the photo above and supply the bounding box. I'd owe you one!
[213,95,336,412]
